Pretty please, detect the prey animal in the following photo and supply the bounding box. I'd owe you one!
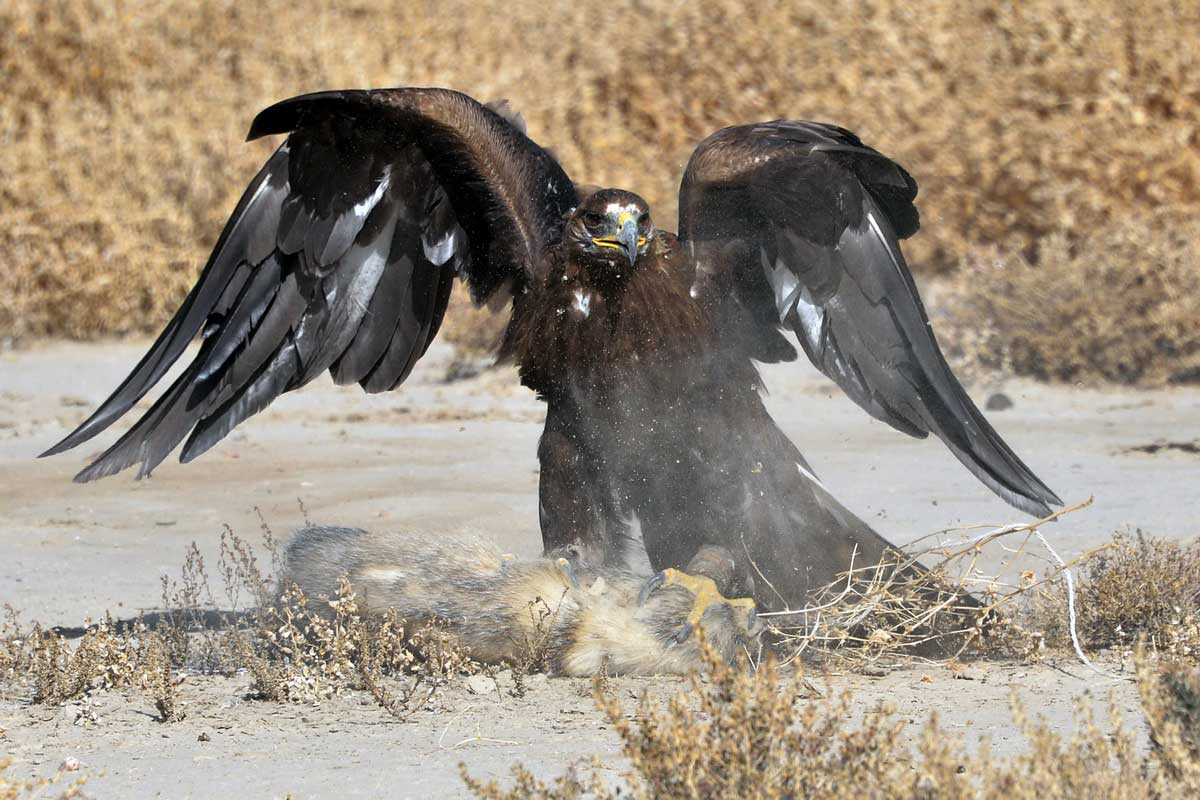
[44,88,1060,617]
[282,527,762,676]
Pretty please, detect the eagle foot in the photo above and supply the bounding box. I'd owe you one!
[638,568,758,643]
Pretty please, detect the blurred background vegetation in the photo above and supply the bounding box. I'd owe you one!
[2,0,1197,384]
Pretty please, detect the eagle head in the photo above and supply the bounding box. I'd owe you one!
[564,189,654,272]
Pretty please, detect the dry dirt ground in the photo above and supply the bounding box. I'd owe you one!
[1,339,1198,797]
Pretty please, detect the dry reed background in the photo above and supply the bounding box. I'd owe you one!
[2,0,1198,383]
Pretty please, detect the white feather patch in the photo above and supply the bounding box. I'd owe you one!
[571,289,592,318]
[352,165,391,218]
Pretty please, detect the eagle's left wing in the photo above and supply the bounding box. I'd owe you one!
[677,121,1061,517]
[41,89,576,482]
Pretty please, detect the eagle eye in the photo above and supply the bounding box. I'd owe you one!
[581,211,605,227]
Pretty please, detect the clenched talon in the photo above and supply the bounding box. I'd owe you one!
[672,622,695,644]
[638,571,668,606]
[639,567,758,642]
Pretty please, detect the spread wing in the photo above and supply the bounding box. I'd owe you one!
[43,88,577,482]
[678,121,1061,517]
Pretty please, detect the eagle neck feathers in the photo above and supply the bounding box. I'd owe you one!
[502,233,711,400]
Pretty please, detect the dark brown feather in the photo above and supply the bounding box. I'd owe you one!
[501,233,708,398]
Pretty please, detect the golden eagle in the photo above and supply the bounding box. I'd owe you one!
[43,89,1060,612]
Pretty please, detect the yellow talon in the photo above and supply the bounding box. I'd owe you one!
[659,568,755,625]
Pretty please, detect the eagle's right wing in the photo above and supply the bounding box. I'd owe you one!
[42,89,577,482]
[678,121,1061,517]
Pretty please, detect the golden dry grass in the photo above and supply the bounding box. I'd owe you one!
[0,758,88,800]
[2,0,1198,383]
[466,638,1200,799]
[939,210,1200,385]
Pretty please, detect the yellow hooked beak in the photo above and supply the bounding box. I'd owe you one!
[592,212,646,267]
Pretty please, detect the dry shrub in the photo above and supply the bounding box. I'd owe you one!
[758,504,1199,668]
[6,607,183,721]
[466,637,919,799]
[940,211,1200,385]
[763,546,989,666]
[467,639,1200,799]
[590,651,913,798]
[239,576,475,715]
[0,759,88,800]
[144,632,185,723]
[759,506,1103,667]
[0,608,29,684]
[25,615,157,706]
[1029,530,1200,659]
[3,0,1198,386]
[0,527,481,722]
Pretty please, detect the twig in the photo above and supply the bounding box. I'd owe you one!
[437,704,520,749]
[740,531,790,611]
[759,546,858,619]
[765,498,1108,668]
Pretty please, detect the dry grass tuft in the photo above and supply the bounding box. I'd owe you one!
[757,497,1199,670]
[0,526,483,723]
[0,758,89,800]
[467,639,1200,799]
[2,0,1198,385]
[760,502,1099,666]
[1029,530,1200,660]
[1140,655,1200,783]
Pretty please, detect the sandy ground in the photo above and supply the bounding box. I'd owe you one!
[1,338,1198,797]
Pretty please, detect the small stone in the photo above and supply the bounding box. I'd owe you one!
[466,674,498,695]
[60,757,81,772]
[197,732,211,742]
[985,392,1013,411]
